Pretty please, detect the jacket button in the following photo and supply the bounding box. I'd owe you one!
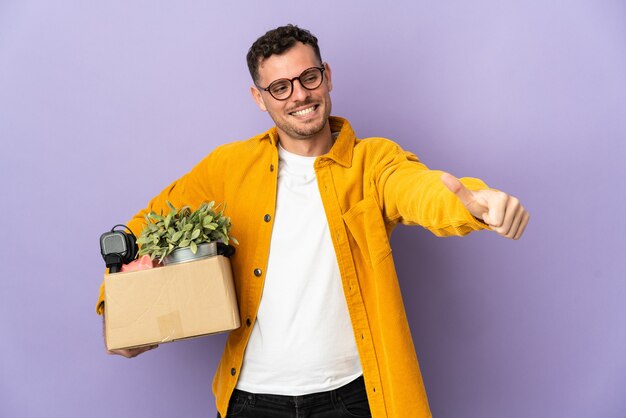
[246,318,251,327]
[254,268,262,277]
[231,368,236,376]
[270,164,274,172]
[264,214,271,222]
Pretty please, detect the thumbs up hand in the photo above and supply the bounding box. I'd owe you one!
[441,173,529,240]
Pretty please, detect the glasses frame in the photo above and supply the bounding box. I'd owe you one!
[257,66,326,101]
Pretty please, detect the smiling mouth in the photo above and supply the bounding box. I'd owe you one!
[290,105,318,117]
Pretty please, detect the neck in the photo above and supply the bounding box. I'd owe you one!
[277,124,333,157]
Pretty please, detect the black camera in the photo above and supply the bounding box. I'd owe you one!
[100,225,138,273]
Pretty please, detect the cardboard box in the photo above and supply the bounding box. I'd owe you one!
[104,255,240,350]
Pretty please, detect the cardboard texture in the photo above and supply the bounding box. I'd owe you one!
[104,255,240,350]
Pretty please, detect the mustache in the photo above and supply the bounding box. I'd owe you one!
[287,98,317,112]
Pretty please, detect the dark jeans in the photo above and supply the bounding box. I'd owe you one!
[218,375,371,418]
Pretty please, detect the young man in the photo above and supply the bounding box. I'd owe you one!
[97,25,529,418]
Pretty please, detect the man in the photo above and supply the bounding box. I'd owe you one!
[97,24,529,417]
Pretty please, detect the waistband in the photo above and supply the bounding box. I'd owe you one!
[231,375,365,407]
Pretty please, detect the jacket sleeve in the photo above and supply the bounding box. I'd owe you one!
[373,141,489,237]
[95,149,224,315]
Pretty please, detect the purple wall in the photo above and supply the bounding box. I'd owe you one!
[1,1,624,417]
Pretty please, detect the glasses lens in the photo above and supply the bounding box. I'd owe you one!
[300,68,323,89]
[268,80,292,100]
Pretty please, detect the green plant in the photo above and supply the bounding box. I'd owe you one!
[137,201,238,262]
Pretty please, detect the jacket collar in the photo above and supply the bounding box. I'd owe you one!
[263,116,355,168]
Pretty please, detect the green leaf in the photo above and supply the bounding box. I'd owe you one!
[137,236,150,245]
[191,228,201,240]
[179,239,190,247]
[190,241,197,254]
[171,230,183,242]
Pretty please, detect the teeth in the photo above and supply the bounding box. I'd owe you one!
[291,106,316,116]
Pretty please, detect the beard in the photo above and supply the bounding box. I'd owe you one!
[269,96,332,140]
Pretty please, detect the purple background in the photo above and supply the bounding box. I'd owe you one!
[1,1,625,417]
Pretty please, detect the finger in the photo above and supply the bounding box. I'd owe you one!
[441,172,475,207]
[107,348,133,358]
[500,196,521,235]
[128,346,154,357]
[503,203,525,239]
[108,345,157,358]
[484,193,510,228]
[513,211,530,240]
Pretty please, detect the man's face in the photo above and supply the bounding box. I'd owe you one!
[251,42,333,142]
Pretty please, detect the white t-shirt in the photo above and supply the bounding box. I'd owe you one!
[235,143,362,395]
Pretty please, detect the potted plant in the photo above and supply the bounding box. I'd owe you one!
[136,201,238,265]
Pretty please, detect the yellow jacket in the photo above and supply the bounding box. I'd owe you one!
[96,116,488,417]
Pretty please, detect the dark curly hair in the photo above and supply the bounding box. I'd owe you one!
[247,24,322,84]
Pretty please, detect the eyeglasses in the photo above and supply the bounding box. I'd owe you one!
[258,66,326,101]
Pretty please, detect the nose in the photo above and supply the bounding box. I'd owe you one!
[290,79,310,102]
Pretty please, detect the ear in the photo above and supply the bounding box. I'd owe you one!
[250,86,267,112]
[323,62,333,93]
